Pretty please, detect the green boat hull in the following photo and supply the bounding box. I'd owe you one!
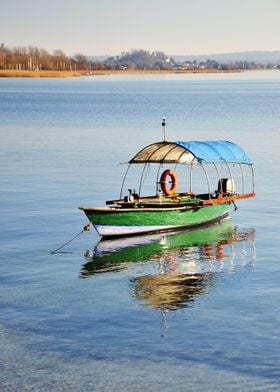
[81,202,231,237]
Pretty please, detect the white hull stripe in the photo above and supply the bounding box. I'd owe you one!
[94,224,184,237]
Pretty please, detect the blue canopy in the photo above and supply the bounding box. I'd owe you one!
[129,140,252,164]
[175,141,252,164]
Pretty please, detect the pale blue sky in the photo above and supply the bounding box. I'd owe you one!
[1,0,279,55]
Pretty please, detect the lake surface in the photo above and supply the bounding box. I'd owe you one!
[0,71,279,391]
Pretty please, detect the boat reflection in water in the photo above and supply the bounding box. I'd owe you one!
[81,219,256,310]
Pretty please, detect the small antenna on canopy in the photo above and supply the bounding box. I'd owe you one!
[162,117,166,141]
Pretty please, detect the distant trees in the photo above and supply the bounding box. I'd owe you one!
[72,53,89,70]
[0,46,180,72]
[0,44,90,71]
[0,44,278,72]
[51,50,71,70]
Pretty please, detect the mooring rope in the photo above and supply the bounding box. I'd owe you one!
[50,224,90,254]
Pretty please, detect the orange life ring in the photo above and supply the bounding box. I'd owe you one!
[160,169,177,196]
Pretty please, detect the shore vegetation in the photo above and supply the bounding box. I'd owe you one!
[0,44,279,77]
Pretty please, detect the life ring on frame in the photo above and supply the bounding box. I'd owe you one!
[160,169,177,196]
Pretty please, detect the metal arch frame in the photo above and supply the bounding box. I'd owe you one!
[224,160,234,195]
[200,162,211,197]
[120,157,255,200]
[138,162,149,196]
[212,162,222,195]
[156,164,163,194]
[189,162,193,193]
[239,163,245,194]
[120,164,132,199]
[188,161,221,198]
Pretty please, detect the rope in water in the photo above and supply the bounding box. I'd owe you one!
[50,224,90,254]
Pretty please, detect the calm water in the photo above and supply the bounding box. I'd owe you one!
[0,71,279,391]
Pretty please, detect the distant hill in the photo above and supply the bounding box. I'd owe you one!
[172,51,280,65]
[94,50,177,70]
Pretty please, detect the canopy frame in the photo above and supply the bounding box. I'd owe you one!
[120,140,254,199]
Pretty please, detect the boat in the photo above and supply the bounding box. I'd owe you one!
[79,119,256,238]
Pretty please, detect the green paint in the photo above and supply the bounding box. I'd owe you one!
[81,218,235,277]
[84,202,231,228]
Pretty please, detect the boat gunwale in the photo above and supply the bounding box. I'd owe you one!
[79,204,205,213]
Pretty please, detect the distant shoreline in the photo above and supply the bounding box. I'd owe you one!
[0,68,245,78]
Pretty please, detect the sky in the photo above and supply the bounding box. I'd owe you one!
[1,0,280,56]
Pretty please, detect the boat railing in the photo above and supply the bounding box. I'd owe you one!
[106,188,255,209]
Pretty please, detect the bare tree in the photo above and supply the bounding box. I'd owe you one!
[72,53,89,70]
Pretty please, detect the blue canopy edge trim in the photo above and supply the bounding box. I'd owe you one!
[175,140,252,164]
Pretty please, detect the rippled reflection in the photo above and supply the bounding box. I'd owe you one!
[133,272,212,311]
[82,219,255,310]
